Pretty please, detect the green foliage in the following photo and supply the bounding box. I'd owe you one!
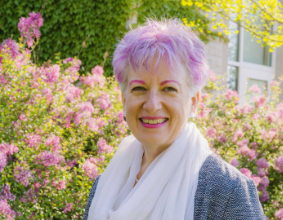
[136,0,227,44]
[0,0,133,76]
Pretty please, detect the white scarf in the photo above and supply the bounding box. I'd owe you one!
[87,122,212,220]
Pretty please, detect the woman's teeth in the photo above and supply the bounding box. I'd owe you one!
[140,118,167,124]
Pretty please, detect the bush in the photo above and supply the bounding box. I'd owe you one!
[1,12,283,220]
[0,12,129,219]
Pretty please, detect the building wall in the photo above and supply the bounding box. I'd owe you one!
[275,45,283,102]
[204,39,228,87]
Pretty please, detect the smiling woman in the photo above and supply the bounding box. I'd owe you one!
[83,18,265,220]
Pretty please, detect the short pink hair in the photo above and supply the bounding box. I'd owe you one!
[112,18,209,95]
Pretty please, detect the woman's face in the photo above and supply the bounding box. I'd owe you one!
[122,59,199,150]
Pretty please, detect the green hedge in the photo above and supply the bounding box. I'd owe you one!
[0,0,223,76]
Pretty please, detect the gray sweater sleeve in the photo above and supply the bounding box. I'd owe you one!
[222,178,265,219]
[83,175,101,220]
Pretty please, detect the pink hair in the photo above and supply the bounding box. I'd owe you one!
[112,18,209,94]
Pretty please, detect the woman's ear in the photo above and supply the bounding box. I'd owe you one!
[121,92,126,110]
[191,92,200,114]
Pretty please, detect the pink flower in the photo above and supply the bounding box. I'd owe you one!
[259,190,269,202]
[237,145,250,156]
[88,118,99,132]
[265,111,277,123]
[0,153,7,172]
[240,168,252,178]
[229,158,239,167]
[257,168,267,178]
[252,113,260,121]
[82,159,99,180]
[253,95,266,108]
[274,156,283,173]
[270,80,278,88]
[224,89,239,103]
[41,88,53,103]
[206,128,216,138]
[0,184,15,201]
[251,175,261,187]
[275,208,283,219]
[57,179,67,190]
[218,134,227,143]
[0,199,16,219]
[0,38,19,59]
[98,94,111,110]
[260,176,269,188]
[249,84,261,93]
[63,203,74,213]
[14,163,33,187]
[42,64,60,83]
[18,12,43,48]
[96,118,106,128]
[44,135,61,152]
[231,129,244,143]
[256,158,269,169]
[237,139,249,148]
[277,103,283,119]
[19,114,27,121]
[91,65,104,76]
[240,104,253,116]
[25,133,41,148]
[251,142,258,149]
[65,85,82,102]
[242,123,252,131]
[78,101,95,113]
[247,149,257,160]
[97,138,113,154]
[34,151,64,167]
[209,70,216,82]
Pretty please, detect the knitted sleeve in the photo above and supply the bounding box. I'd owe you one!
[82,175,101,220]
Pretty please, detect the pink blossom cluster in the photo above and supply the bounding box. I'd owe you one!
[253,95,266,108]
[18,12,43,47]
[41,64,60,84]
[34,151,64,167]
[256,158,269,177]
[41,88,53,103]
[25,133,41,149]
[44,135,61,152]
[223,89,239,103]
[229,158,239,167]
[98,94,112,110]
[0,142,19,172]
[231,129,244,143]
[0,184,15,201]
[65,85,82,102]
[97,138,113,154]
[80,65,105,88]
[0,38,19,60]
[274,156,283,173]
[52,179,67,190]
[240,104,253,116]
[82,159,99,180]
[236,139,257,161]
[19,188,38,204]
[0,199,16,220]
[63,57,81,83]
[13,163,33,187]
[63,202,74,213]
[275,208,283,219]
[249,84,261,93]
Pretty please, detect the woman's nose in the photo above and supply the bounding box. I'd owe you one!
[143,92,162,112]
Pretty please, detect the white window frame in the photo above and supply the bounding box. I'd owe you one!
[228,25,277,103]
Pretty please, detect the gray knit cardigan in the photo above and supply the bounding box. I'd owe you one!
[83,153,265,219]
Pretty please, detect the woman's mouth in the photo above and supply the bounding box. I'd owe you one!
[139,117,169,128]
[139,118,168,124]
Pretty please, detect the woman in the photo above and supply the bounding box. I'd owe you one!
[83,19,265,220]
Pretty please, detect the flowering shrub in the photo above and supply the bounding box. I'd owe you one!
[0,12,128,219]
[194,77,283,219]
[1,11,283,220]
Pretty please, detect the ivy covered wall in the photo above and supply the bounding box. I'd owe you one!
[0,0,223,76]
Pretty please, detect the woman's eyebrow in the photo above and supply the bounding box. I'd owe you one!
[160,80,180,86]
[129,80,145,86]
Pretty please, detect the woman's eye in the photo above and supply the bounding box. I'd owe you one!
[163,87,177,92]
[132,86,146,92]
